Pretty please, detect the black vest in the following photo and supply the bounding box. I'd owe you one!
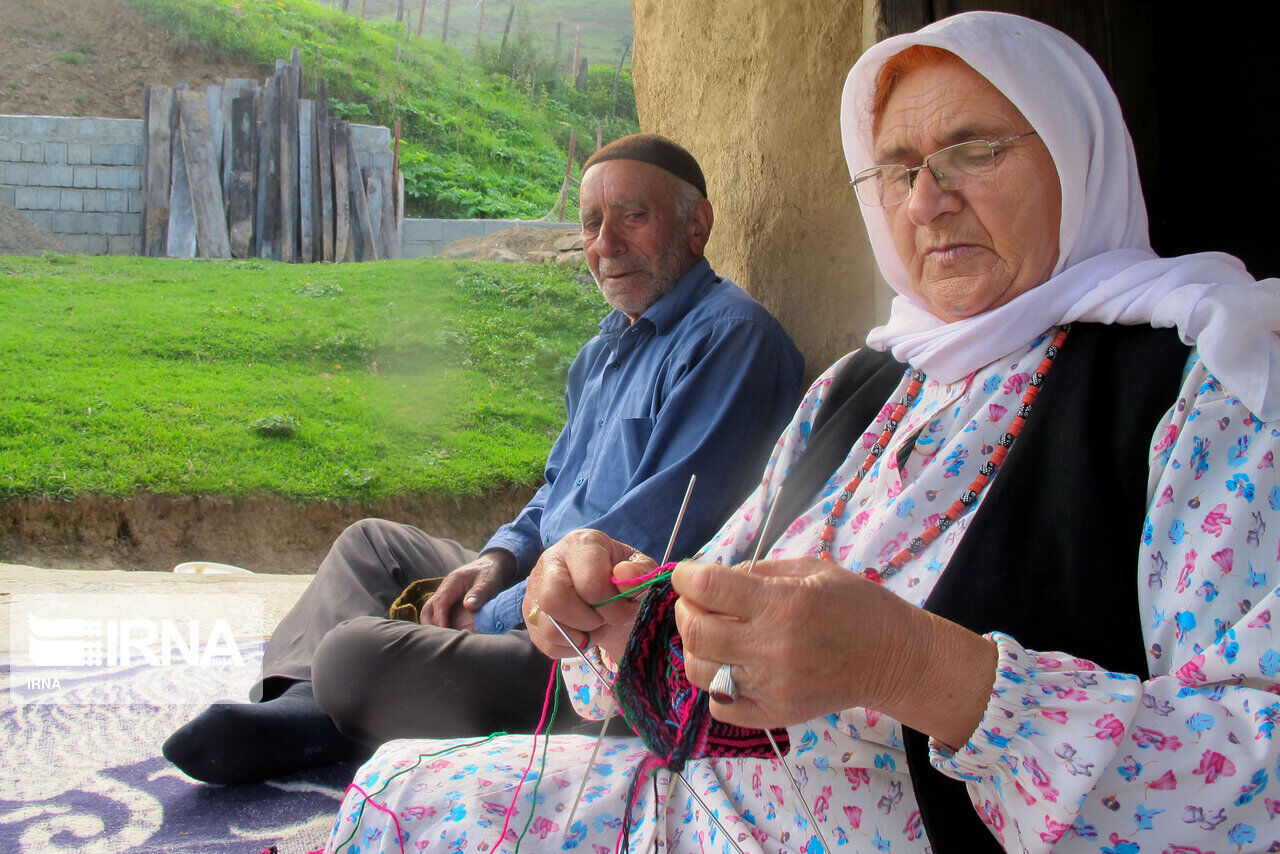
[761,323,1189,851]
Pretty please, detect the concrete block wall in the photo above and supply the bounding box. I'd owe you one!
[400,217,574,258]
[0,116,145,255]
[0,114,396,257]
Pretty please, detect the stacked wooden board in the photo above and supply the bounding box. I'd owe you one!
[142,50,400,262]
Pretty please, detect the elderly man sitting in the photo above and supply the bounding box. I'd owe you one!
[162,133,804,785]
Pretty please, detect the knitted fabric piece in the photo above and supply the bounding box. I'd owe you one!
[614,578,789,770]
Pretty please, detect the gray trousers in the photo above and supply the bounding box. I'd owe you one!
[259,518,580,747]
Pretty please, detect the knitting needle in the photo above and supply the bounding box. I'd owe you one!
[546,613,745,854]
[744,491,781,574]
[743,492,833,851]
[561,472,698,841]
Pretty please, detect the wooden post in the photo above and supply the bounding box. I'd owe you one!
[176,91,232,258]
[331,119,352,262]
[416,0,428,38]
[227,92,256,258]
[299,99,315,262]
[258,76,280,260]
[363,166,384,257]
[316,78,334,262]
[476,0,485,50]
[347,134,377,261]
[279,65,299,263]
[441,0,451,43]
[142,85,174,257]
[167,118,196,257]
[571,26,581,87]
[360,0,366,18]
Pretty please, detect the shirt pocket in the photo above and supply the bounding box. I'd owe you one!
[586,415,653,508]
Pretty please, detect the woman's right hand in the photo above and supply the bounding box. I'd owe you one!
[523,528,656,663]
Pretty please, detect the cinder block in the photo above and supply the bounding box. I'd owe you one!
[109,234,140,255]
[27,211,53,230]
[59,234,87,253]
[67,143,91,165]
[127,190,143,213]
[116,143,141,166]
[119,169,141,190]
[13,187,38,209]
[4,162,28,185]
[72,167,96,189]
[0,140,21,161]
[50,165,74,186]
[36,188,61,210]
[21,143,43,163]
[43,141,68,164]
[84,235,109,255]
[96,168,120,190]
[120,212,142,236]
[0,116,30,136]
[104,190,129,212]
[28,117,50,136]
[59,190,83,212]
[82,189,107,211]
[25,164,52,186]
[52,212,76,233]
[99,213,120,235]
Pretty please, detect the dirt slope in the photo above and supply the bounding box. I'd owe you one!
[0,0,268,119]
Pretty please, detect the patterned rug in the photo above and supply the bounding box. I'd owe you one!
[0,645,353,854]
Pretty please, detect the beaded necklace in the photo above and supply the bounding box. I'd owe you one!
[817,325,1071,583]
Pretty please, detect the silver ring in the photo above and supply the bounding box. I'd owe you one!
[708,662,738,704]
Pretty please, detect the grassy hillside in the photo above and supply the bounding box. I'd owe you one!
[0,253,605,500]
[326,0,633,65]
[126,0,638,218]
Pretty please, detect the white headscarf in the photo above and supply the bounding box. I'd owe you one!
[841,11,1280,420]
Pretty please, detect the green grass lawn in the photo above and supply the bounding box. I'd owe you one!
[0,253,604,501]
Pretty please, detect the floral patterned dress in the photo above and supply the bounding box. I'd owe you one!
[323,330,1280,853]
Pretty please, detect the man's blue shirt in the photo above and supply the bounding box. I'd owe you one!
[475,258,803,633]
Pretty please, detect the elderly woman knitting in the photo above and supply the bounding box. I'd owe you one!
[323,12,1280,853]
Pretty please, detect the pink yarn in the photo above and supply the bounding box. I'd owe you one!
[496,661,559,849]
[336,783,408,854]
[611,560,676,586]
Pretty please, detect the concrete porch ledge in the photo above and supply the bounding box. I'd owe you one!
[0,562,311,655]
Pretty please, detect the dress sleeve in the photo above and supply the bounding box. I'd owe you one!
[929,353,1280,852]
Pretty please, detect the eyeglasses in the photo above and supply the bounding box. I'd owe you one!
[851,131,1039,208]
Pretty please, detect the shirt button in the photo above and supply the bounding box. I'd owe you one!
[575,477,585,485]
[598,418,605,427]
[494,621,505,632]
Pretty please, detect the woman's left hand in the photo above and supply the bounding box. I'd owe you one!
[672,557,998,750]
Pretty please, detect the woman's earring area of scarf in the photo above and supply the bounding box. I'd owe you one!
[709,662,738,704]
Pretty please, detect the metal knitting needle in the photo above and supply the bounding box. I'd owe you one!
[745,491,782,574]
[562,472,698,840]
[660,473,697,566]
[743,493,833,851]
[546,613,745,854]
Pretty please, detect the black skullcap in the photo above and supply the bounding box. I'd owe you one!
[582,133,707,199]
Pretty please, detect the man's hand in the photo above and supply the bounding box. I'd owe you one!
[420,550,518,629]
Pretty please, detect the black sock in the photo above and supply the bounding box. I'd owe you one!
[163,681,365,785]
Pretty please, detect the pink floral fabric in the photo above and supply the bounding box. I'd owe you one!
[324,332,1280,852]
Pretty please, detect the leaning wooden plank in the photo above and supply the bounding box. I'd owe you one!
[166,118,197,258]
[278,67,298,263]
[347,134,377,262]
[376,165,398,259]
[298,99,315,262]
[227,92,257,258]
[362,165,384,258]
[203,85,224,184]
[315,78,334,262]
[258,76,281,260]
[331,119,352,263]
[177,91,231,258]
[143,84,174,257]
[222,79,256,207]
